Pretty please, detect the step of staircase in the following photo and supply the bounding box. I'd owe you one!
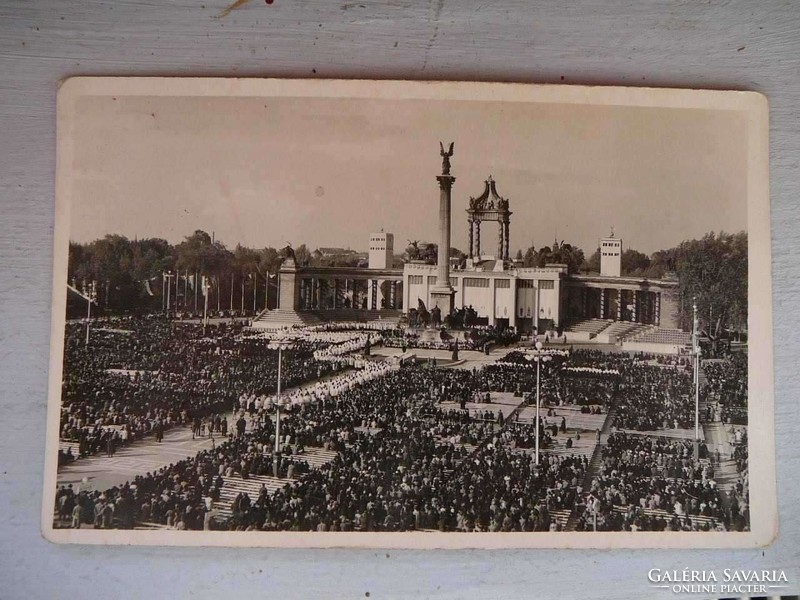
[250,309,323,329]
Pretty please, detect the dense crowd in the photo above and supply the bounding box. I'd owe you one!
[703,355,748,425]
[56,320,749,533]
[60,317,342,458]
[613,365,694,431]
[383,325,520,352]
[574,432,729,531]
[58,362,589,531]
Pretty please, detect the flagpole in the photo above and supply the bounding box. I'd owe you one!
[265,271,270,311]
[253,272,257,314]
[165,271,172,317]
[85,285,92,347]
[230,272,234,311]
[241,276,245,314]
[203,276,209,336]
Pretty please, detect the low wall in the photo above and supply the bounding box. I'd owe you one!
[562,330,592,343]
[622,341,684,355]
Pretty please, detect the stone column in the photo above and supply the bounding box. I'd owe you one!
[468,219,474,258]
[498,222,504,260]
[616,289,622,321]
[655,292,661,326]
[430,153,456,316]
[503,221,510,261]
[600,288,605,319]
[475,220,481,258]
[332,279,338,309]
[436,177,454,287]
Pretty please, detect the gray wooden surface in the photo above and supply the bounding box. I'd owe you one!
[1,1,798,598]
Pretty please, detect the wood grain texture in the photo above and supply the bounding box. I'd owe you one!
[0,1,798,597]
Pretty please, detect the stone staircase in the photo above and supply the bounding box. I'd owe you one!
[308,308,402,325]
[250,309,323,329]
[211,447,340,521]
[212,473,293,520]
[564,406,616,531]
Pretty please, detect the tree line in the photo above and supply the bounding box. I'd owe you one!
[68,229,747,335]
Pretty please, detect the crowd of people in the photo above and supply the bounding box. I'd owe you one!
[383,325,520,352]
[59,316,343,458]
[613,364,695,431]
[574,432,729,531]
[56,317,749,533]
[703,354,748,425]
[58,361,590,531]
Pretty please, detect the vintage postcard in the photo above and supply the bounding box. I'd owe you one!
[44,77,773,548]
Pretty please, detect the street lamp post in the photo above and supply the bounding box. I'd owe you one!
[267,341,293,478]
[526,340,553,466]
[84,282,96,347]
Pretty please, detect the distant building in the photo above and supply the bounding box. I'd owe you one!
[368,231,394,269]
[314,247,356,259]
[600,233,622,277]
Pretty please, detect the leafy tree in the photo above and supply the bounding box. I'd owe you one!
[671,231,747,335]
[294,244,312,267]
[584,248,600,273]
[521,241,586,274]
[621,249,651,276]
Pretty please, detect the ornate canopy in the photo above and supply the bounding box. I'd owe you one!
[466,177,512,261]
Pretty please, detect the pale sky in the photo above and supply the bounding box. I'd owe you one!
[68,94,747,256]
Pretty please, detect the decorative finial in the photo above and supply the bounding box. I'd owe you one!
[439,141,454,175]
[610,226,615,238]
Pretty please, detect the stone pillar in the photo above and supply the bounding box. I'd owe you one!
[489,278,497,326]
[430,151,456,316]
[498,221,504,260]
[509,279,518,329]
[332,279,338,309]
[582,288,588,319]
[436,177,454,287]
[279,259,300,310]
[616,289,622,321]
[599,288,605,319]
[475,221,481,258]
[655,292,661,326]
[468,219,474,258]
[503,221,510,261]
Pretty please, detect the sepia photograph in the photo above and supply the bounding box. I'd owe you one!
[43,78,773,548]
